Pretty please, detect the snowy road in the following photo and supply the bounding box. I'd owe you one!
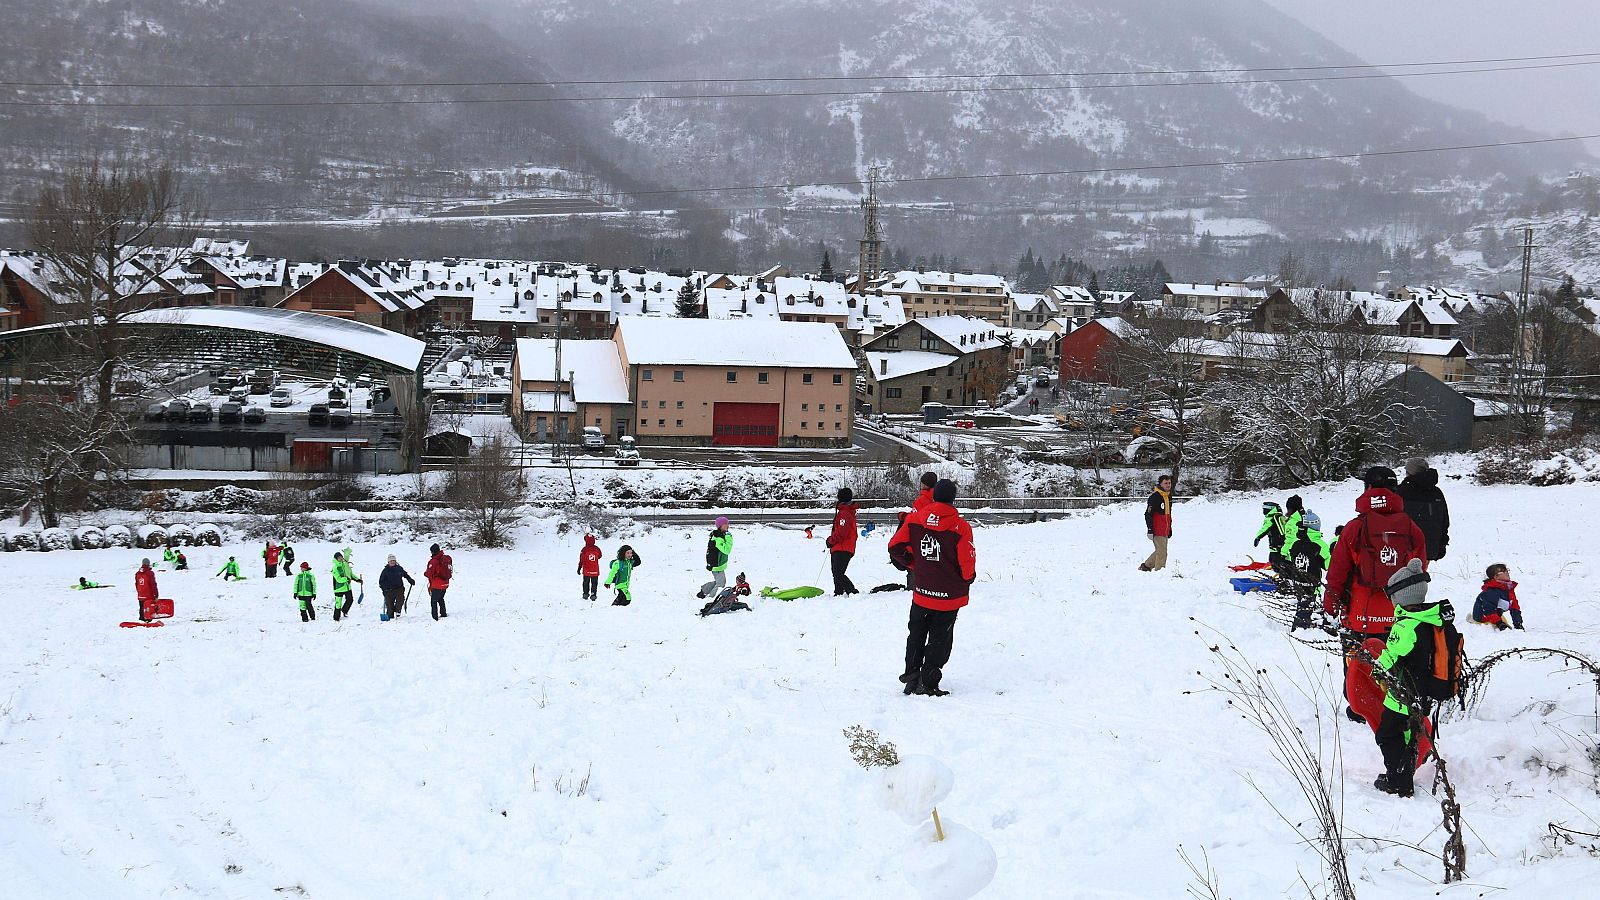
[2,481,1598,897]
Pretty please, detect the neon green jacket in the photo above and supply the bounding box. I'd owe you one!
[1254,510,1286,548]
[1376,603,1443,714]
[606,557,635,587]
[332,558,358,593]
[1281,511,1331,567]
[707,532,732,572]
[216,559,240,578]
[294,569,316,597]
[163,547,178,563]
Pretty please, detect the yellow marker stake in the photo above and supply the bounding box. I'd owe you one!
[931,807,945,842]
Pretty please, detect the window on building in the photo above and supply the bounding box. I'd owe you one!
[676,400,684,408]
[642,369,653,381]
[835,404,842,412]
[835,421,842,430]
[676,420,683,427]
[817,422,824,429]
[726,371,737,383]
[833,373,843,385]
[887,335,900,348]
[946,389,954,399]
[802,403,808,411]
[921,336,939,351]
[802,421,808,428]
[802,373,813,385]
[673,370,684,382]
[659,400,666,408]
[758,372,769,384]
[658,419,665,426]
[886,387,902,399]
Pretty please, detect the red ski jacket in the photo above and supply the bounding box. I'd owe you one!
[424,552,454,590]
[911,487,934,511]
[889,501,977,611]
[1323,488,1427,633]
[263,543,280,566]
[135,566,159,603]
[578,537,603,577]
[827,503,859,554]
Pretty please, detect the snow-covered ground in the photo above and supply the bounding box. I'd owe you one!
[2,480,1598,897]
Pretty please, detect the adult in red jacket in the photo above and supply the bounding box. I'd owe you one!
[1323,468,1426,720]
[911,471,938,511]
[578,535,604,601]
[135,558,160,621]
[826,488,860,596]
[424,543,454,620]
[889,479,976,697]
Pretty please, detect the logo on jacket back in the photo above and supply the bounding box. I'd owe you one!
[1379,546,1398,566]
[926,514,942,527]
[1369,495,1387,509]
[919,534,942,561]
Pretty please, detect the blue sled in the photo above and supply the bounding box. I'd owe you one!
[1230,576,1278,595]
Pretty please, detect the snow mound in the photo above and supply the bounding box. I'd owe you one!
[135,524,167,548]
[901,818,997,900]
[39,528,72,552]
[192,523,223,546]
[165,523,194,546]
[74,526,108,549]
[2,529,37,551]
[878,755,955,826]
[103,524,133,548]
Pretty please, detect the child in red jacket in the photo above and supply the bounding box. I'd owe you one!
[826,488,860,596]
[578,535,604,601]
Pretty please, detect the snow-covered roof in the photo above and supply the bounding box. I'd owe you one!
[514,338,631,404]
[882,270,1011,294]
[996,327,1058,347]
[915,315,1005,352]
[864,350,957,380]
[119,306,426,371]
[1164,282,1266,300]
[1095,317,1144,340]
[1012,293,1059,314]
[1049,285,1096,305]
[200,255,287,290]
[190,237,250,257]
[616,317,856,369]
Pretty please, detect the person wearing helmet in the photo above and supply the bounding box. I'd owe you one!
[1253,500,1288,569]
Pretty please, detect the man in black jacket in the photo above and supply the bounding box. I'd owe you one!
[1397,457,1450,561]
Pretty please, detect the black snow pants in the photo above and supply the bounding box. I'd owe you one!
[383,587,404,618]
[904,604,959,689]
[1375,703,1426,794]
[831,551,857,595]
[582,574,599,600]
[430,587,449,619]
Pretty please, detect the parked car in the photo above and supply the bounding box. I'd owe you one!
[328,407,352,427]
[217,402,242,424]
[308,403,330,426]
[228,385,250,403]
[188,401,214,424]
[243,405,267,424]
[614,435,641,466]
[269,387,293,407]
[144,402,168,422]
[950,419,976,429]
[581,426,605,449]
[164,398,192,422]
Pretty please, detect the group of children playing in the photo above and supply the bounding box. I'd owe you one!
[577,517,751,615]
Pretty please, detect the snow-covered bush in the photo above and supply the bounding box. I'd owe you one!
[39,527,73,551]
[8,530,40,551]
[901,817,997,900]
[1475,439,1600,485]
[164,523,194,546]
[74,526,108,549]
[135,524,168,548]
[103,524,133,548]
[191,523,222,546]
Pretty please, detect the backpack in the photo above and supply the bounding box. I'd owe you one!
[1406,619,1464,701]
[1355,516,1420,588]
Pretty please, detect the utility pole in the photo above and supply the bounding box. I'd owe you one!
[1510,226,1540,438]
[552,278,565,460]
[858,165,885,285]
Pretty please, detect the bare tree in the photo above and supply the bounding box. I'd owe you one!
[0,399,131,528]
[445,435,525,548]
[1109,315,1211,480]
[26,158,204,419]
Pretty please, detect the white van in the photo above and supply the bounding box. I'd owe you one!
[581,426,605,449]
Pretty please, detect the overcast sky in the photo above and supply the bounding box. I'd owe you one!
[1262,0,1600,142]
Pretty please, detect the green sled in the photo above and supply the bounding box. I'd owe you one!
[760,585,825,601]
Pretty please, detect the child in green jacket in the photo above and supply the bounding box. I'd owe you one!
[294,562,317,622]
[216,556,242,581]
[606,545,642,606]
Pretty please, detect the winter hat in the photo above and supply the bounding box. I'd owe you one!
[920,472,939,489]
[1362,466,1398,490]
[932,479,958,505]
[1286,494,1303,515]
[1384,558,1432,609]
[301,562,310,570]
[386,554,397,564]
[1261,501,1280,515]
[1405,457,1430,478]
[714,516,729,529]
[141,557,151,567]
[430,543,441,554]
[837,487,853,504]
[1302,511,1322,532]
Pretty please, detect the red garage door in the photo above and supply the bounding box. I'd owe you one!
[712,402,780,447]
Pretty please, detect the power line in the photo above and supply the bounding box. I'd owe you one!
[6,50,1598,91]
[180,130,1600,217]
[6,58,1600,109]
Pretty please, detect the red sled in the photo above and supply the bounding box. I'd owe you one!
[1228,561,1273,572]
[121,598,173,628]
[1347,637,1433,767]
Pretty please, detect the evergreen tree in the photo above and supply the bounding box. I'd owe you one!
[1555,273,1580,310]
[820,249,834,280]
[674,280,702,318]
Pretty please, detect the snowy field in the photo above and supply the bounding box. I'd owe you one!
[3,481,1599,897]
